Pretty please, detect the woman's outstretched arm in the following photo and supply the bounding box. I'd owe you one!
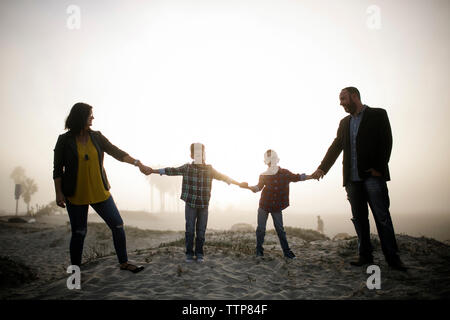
[122,155,152,175]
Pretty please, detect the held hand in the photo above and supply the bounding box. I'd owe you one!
[139,164,153,175]
[239,182,249,189]
[311,169,325,181]
[366,168,382,177]
[56,192,66,208]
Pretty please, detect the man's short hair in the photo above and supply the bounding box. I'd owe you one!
[342,87,361,100]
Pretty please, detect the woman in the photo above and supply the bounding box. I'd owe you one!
[53,102,149,273]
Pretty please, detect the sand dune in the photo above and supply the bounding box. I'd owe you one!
[1,215,449,300]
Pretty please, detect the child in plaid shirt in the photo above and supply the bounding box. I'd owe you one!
[244,149,312,259]
[148,143,246,263]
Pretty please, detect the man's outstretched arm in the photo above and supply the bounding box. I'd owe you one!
[311,120,345,180]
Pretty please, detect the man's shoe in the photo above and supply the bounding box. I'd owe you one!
[387,257,408,272]
[196,256,204,263]
[349,255,374,266]
[185,256,194,263]
[284,251,296,260]
[120,263,144,273]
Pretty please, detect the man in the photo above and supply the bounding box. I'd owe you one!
[311,87,407,271]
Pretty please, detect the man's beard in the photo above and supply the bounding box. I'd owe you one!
[344,100,357,114]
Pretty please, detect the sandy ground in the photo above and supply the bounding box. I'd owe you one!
[1,214,449,300]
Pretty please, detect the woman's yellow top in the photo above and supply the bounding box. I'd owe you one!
[67,136,110,205]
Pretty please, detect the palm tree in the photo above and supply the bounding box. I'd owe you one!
[156,176,173,213]
[10,166,26,215]
[149,182,155,212]
[167,177,182,213]
[22,178,38,215]
[147,176,155,212]
[147,165,182,213]
[147,164,163,213]
[10,166,26,183]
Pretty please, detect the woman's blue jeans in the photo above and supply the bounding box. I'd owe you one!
[66,196,128,266]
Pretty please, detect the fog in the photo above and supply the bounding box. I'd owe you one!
[0,0,449,239]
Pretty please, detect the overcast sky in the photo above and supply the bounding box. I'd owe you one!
[0,0,449,218]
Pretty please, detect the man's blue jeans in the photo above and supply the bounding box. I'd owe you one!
[185,204,209,258]
[66,196,128,266]
[256,208,291,256]
[345,177,399,260]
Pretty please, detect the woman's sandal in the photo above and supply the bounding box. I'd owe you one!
[120,263,144,273]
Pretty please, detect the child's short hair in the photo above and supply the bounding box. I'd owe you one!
[264,149,279,166]
[190,143,205,157]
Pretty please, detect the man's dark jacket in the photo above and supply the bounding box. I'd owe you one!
[53,130,128,197]
[318,106,392,186]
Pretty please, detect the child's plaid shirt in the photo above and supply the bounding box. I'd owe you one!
[256,168,306,212]
[160,163,233,208]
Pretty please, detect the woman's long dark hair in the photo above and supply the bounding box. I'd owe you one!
[65,102,92,135]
